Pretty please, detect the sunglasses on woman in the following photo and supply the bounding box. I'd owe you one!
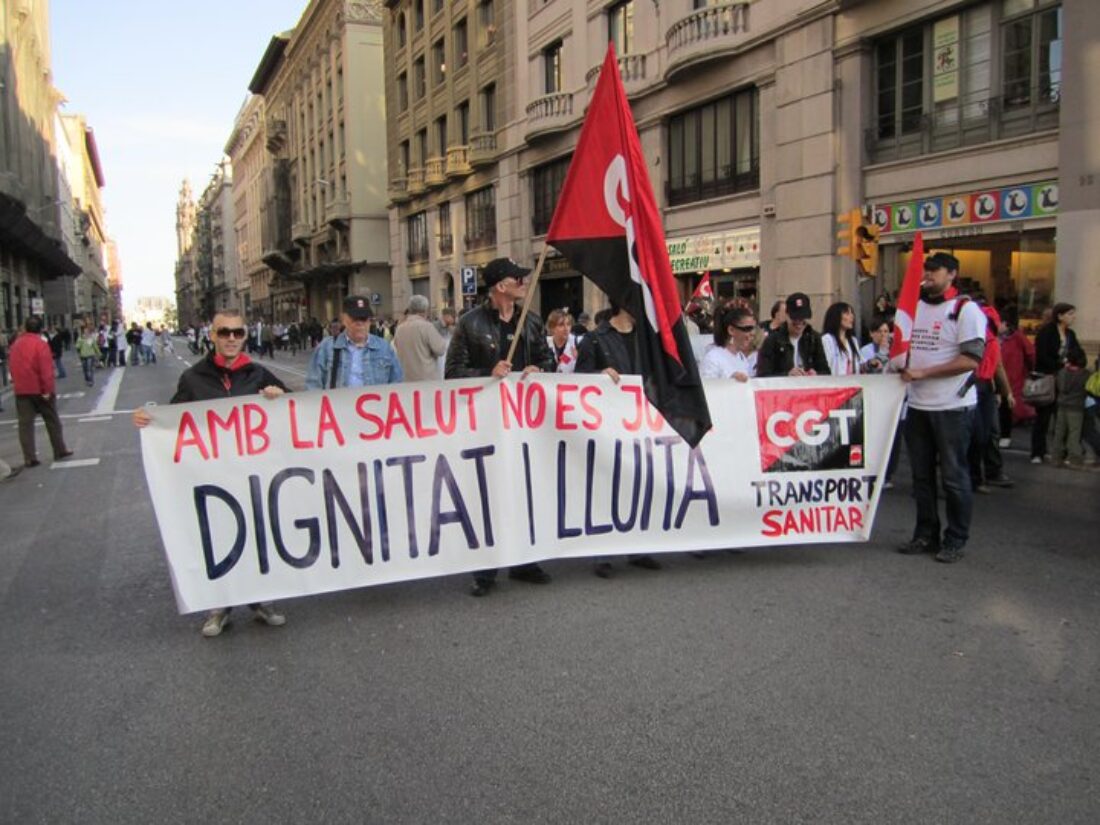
[215,327,248,339]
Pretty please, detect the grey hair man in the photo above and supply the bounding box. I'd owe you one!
[393,294,448,382]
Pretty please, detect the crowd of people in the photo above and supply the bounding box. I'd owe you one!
[7,254,1089,636]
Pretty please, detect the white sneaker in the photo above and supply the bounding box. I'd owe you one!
[253,603,286,627]
[998,438,1011,448]
[1030,456,1042,465]
[201,609,229,637]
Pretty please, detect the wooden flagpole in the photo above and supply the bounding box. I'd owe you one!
[504,243,552,366]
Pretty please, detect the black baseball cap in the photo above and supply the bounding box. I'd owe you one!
[786,292,812,321]
[483,258,531,288]
[342,295,374,319]
[923,252,959,273]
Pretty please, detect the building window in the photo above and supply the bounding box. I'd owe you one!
[397,72,408,112]
[465,186,496,249]
[432,39,446,86]
[415,0,425,31]
[399,141,410,175]
[478,0,496,47]
[398,13,407,47]
[480,83,496,131]
[667,87,759,207]
[408,211,429,263]
[875,27,925,140]
[416,129,428,165]
[871,2,1061,162]
[457,101,470,144]
[543,41,562,94]
[454,19,469,69]
[438,202,453,256]
[433,0,444,14]
[414,57,426,99]
[1002,2,1062,109]
[532,156,571,235]
[609,0,634,54]
[435,115,448,155]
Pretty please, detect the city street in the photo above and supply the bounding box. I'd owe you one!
[0,345,1097,824]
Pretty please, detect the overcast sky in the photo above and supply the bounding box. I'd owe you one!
[50,0,308,309]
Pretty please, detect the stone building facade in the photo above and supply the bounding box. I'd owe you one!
[382,0,1098,344]
[247,0,392,326]
[225,94,269,320]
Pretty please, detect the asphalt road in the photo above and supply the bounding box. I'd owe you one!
[1,344,1098,824]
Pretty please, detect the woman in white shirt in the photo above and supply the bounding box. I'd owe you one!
[821,302,863,376]
[700,304,758,381]
[545,308,579,374]
[859,315,892,373]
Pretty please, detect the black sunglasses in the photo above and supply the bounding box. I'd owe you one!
[732,324,756,332]
[216,327,248,339]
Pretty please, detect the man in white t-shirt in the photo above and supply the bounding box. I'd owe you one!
[898,252,986,563]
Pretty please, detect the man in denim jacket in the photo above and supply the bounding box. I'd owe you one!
[306,295,403,390]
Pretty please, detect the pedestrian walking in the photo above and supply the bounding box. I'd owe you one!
[132,308,289,638]
[8,317,74,468]
[898,252,987,564]
[1051,347,1091,468]
[141,323,157,364]
[76,323,100,387]
[48,326,67,378]
[444,257,556,596]
[1031,303,1079,463]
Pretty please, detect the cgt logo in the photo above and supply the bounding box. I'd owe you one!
[754,387,865,473]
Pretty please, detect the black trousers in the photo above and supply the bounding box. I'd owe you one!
[16,394,68,463]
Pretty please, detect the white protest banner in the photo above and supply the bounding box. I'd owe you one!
[140,374,905,613]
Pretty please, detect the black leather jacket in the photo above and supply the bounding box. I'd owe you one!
[170,354,289,404]
[575,321,637,375]
[756,323,831,377]
[444,301,555,378]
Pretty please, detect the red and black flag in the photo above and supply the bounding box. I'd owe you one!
[545,44,712,447]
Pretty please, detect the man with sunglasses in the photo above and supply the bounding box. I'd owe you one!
[133,308,290,638]
[445,257,556,596]
[305,296,403,390]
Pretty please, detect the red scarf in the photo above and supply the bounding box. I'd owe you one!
[212,353,251,391]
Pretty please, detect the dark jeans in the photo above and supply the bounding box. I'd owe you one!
[15,394,68,464]
[81,356,96,385]
[968,381,1003,484]
[1031,402,1056,459]
[905,406,974,548]
[474,563,542,584]
[1083,404,1100,457]
[53,355,66,379]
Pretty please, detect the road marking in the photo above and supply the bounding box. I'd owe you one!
[51,458,101,469]
[58,392,86,399]
[78,416,113,423]
[92,367,125,414]
[254,358,308,378]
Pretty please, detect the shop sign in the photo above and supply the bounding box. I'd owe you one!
[665,226,760,274]
[872,181,1057,235]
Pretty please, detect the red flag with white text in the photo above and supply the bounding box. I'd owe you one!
[889,231,923,362]
[545,44,711,446]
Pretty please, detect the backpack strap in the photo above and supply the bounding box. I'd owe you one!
[948,295,971,321]
[328,345,342,389]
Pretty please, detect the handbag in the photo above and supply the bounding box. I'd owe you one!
[1022,372,1056,405]
[1085,369,1100,399]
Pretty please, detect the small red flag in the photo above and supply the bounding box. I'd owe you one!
[691,273,713,301]
[889,231,923,362]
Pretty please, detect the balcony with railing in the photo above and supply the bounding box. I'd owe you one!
[665,2,751,82]
[866,85,1061,165]
[525,92,575,141]
[469,131,498,166]
[325,198,351,226]
[407,167,426,195]
[446,145,472,177]
[388,176,410,203]
[585,53,649,98]
[425,156,447,187]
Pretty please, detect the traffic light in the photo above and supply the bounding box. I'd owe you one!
[855,218,880,277]
[836,208,860,259]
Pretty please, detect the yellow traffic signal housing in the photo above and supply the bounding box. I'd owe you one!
[836,208,860,259]
[855,219,880,277]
